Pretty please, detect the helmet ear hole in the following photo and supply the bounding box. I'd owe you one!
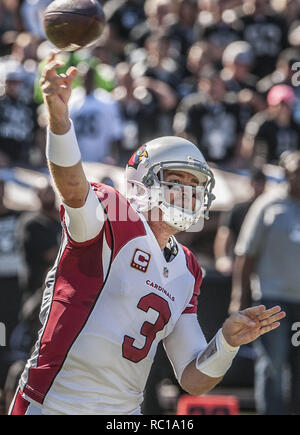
[142,174,154,187]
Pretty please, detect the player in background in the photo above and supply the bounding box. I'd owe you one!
[9,52,285,415]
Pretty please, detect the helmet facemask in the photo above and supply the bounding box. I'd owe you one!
[126,158,215,231]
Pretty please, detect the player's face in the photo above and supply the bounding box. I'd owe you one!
[163,169,202,211]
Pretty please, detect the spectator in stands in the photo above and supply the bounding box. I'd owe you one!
[237,0,289,78]
[287,19,300,48]
[0,0,23,56]
[166,0,201,64]
[173,69,244,168]
[20,0,52,40]
[141,32,183,94]
[0,178,22,412]
[214,168,266,277]
[130,0,174,48]
[0,32,39,105]
[242,84,300,167]
[199,0,241,68]
[221,40,266,129]
[230,151,300,414]
[256,47,300,95]
[178,41,213,98]
[255,47,300,125]
[221,40,257,93]
[113,61,177,165]
[0,68,38,166]
[106,0,147,61]
[280,0,300,27]
[69,67,124,164]
[145,0,173,29]
[18,181,61,304]
[90,42,118,93]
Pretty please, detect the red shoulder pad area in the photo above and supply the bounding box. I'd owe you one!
[90,183,146,260]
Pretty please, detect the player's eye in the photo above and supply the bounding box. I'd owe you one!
[166,179,180,186]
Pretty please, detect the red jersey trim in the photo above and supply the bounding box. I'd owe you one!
[22,217,114,404]
[9,389,30,415]
[181,245,203,315]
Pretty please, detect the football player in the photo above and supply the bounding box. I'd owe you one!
[9,52,285,415]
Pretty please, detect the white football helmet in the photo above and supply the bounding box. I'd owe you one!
[126,136,215,231]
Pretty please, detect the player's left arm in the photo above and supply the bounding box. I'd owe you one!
[163,314,222,396]
[164,305,286,396]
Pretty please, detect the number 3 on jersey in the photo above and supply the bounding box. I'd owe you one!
[122,293,171,363]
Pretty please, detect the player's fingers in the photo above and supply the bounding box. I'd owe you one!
[41,86,60,96]
[64,66,78,84]
[47,50,58,62]
[259,321,281,336]
[259,310,286,327]
[46,49,63,64]
[46,60,65,73]
[40,75,69,88]
[41,77,69,90]
[256,305,282,321]
[41,82,71,96]
[241,305,266,319]
[66,66,78,76]
[42,60,65,80]
[46,68,77,90]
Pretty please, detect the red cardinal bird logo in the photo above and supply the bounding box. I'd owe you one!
[128,145,148,169]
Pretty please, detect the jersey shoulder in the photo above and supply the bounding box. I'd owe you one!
[181,244,202,276]
[91,182,147,260]
[180,244,203,295]
[180,244,203,315]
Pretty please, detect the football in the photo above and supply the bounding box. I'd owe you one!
[43,0,106,51]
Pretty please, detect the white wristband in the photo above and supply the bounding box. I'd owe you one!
[195,329,239,378]
[46,120,81,167]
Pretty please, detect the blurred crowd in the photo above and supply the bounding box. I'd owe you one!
[1,0,300,170]
[1,0,300,415]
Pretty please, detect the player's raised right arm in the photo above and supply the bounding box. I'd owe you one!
[41,51,89,208]
[41,52,104,243]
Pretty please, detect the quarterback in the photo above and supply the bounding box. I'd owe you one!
[9,52,285,415]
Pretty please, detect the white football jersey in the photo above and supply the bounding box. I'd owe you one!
[69,89,123,162]
[18,184,202,415]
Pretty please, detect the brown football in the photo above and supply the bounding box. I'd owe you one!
[43,0,106,51]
